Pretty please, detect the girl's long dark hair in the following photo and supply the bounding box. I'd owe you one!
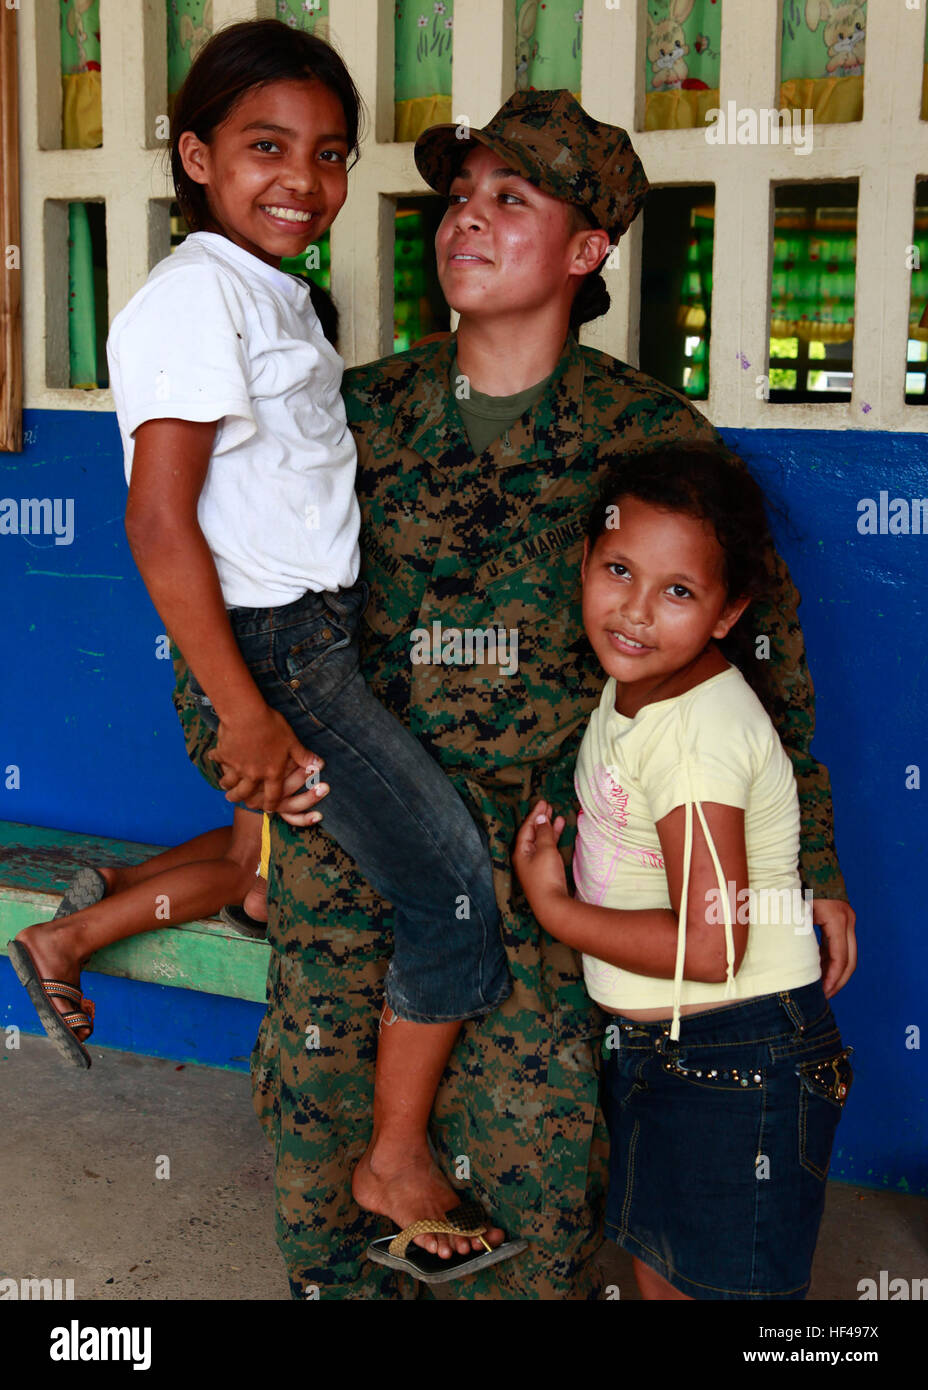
[170,19,366,232]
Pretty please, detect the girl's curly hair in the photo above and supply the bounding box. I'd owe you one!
[585,442,779,605]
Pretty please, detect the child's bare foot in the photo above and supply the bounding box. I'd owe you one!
[13,921,90,1040]
[242,875,268,923]
[352,1142,506,1259]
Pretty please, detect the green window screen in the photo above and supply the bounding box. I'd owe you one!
[906,181,928,404]
[639,186,715,400]
[769,183,857,403]
[393,200,450,352]
[67,203,108,391]
[280,236,331,294]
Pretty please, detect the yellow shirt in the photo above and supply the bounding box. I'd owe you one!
[572,666,821,1035]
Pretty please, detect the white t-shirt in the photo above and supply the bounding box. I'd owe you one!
[107,232,360,607]
[573,665,821,1028]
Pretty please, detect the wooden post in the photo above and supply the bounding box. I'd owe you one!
[0,3,22,453]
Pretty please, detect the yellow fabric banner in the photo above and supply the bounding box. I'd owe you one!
[645,88,720,131]
[394,94,453,145]
[646,76,866,131]
[62,70,102,149]
[780,75,864,125]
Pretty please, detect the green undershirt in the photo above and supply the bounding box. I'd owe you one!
[451,353,557,456]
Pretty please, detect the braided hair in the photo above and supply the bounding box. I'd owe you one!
[567,202,611,333]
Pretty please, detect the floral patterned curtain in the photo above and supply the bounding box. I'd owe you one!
[60,1,102,388]
[911,202,928,344]
[394,1,454,142]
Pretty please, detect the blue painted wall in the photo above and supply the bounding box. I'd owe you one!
[0,958,265,1071]
[1,410,926,1188]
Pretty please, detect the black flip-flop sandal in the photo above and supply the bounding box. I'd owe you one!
[218,904,268,939]
[7,940,95,1069]
[366,1199,527,1285]
[53,867,107,921]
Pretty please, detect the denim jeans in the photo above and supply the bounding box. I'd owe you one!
[602,979,853,1299]
[188,580,511,1023]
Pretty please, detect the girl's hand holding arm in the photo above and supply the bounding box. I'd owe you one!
[511,801,571,920]
[513,798,750,983]
[125,417,324,813]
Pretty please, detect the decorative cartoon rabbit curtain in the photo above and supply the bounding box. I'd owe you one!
[645,0,721,132]
[168,1,216,113]
[645,1,871,130]
[780,0,866,126]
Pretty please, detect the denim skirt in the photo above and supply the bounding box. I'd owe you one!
[602,980,852,1300]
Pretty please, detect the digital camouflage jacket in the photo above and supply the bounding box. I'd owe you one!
[174,330,845,1299]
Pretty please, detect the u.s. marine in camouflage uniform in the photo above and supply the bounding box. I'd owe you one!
[173,91,851,1299]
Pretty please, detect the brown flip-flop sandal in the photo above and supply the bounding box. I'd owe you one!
[366,1199,528,1285]
[7,940,95,1069]
[53,867,107,921]
[218,904,268,939]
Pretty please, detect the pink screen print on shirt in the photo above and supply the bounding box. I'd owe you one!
[574,762,665,905]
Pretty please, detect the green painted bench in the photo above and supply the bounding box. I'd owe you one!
[0,821,269,1003]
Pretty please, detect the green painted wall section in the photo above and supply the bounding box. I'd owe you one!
[0,822,269,1004]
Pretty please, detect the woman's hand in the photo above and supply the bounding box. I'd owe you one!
[512,799,570,928]
[209,703,324,813]
[277,762,330,827]
[813,899,858,997]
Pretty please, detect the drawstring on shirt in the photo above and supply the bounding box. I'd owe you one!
[670,763,737,1041]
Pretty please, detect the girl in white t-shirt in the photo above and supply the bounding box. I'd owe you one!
[514,443,853,1300]
[67,20,520,1281]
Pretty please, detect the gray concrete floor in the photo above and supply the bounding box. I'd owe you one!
[2,1034,926,1301]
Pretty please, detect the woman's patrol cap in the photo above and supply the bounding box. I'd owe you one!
[414,89,649,244]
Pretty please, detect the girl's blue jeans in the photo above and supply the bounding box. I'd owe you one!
[187,579,511,1024]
